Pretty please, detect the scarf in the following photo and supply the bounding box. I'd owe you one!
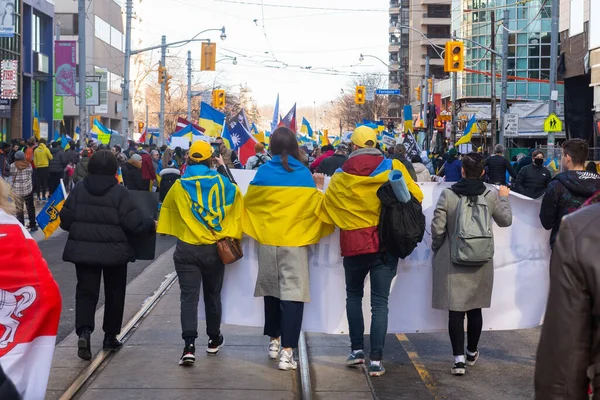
[451,178,486,196]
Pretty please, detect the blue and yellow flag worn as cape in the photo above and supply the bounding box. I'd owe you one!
[321,158,423,231]
[243,155,334,247]
[157,164,243,245]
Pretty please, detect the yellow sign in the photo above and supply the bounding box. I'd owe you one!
[403,120,413,132]
[544,113,563,132]
[438,114,452,121]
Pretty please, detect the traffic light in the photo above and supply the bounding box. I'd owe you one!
[201,42,217,71]
[355,86,365,104]
[434,120,445,131]
[415,86,421,101]
[157,62,167,84]
[138,121,145,133]
[427,78,433,94]
[212,89,225,108]
[444,41,464,73]
[165,75,172,94]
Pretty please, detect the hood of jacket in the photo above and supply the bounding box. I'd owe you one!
[83,174,118,196]
[159,167,181,177]
[451,178,486,196]
[413,162,427,174]
[36,143,47,151]
[128,158,142,169]
[555,170,600,198]
[344,148,384,176]
[14,160,30,170]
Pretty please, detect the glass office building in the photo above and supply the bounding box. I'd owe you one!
[454,0,564,101]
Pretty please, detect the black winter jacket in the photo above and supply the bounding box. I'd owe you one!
[514,163,551,199]
[0,365,19,400]
[540,170,600,247]
[122,162,145,191]
[48,148,67,173]
[484,154,516,185]
[158,167,180,202]
[65,148,80,165]
[60,174,154,266]
[392,154,418,181]
[317,153,347,176]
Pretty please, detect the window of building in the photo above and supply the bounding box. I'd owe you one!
[110,72,122,94]
[427,5,450,18]
[32,14,40,52]
[94,16,124,52]
[56,14,78,36]
[427,25,450,39]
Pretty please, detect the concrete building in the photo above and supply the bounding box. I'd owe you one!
[0,0,54,141]
[55,0,132,138]
[559,0,598,141]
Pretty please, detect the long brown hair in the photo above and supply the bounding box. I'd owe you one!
[270,127,300,172]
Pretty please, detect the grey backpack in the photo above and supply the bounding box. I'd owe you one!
[450,190,494,266]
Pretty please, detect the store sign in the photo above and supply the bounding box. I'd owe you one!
[0,0,15,38]
[53,96,63,120]
[94,67,108,114]
[1,59,17,99]
[75,81,100,106]
[55,41,77,96]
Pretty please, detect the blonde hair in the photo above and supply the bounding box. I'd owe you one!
[0,178,16,214]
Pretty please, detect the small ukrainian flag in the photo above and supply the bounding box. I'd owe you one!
[36,179,67,239]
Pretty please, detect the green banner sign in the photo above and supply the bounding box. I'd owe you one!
[53,96,63,121]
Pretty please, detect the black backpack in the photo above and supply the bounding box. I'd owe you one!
[377,182,426,259]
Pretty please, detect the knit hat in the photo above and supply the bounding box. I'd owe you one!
[14,151,25,160]
[448,148,458,156]
[130,154,142,162]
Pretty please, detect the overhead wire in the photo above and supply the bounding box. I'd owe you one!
[213,0,386,12]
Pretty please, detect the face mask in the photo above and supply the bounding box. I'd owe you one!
[534,158,544,166]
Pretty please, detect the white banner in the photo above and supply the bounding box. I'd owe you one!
[200,170,550,334]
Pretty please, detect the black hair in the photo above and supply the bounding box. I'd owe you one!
[462,152,485,179]
[322,144,334,152]
[270,127,301,172]
[411,155,423,164]
[586,161,597,173]
[562,139,588,166]
[51,141,59,148]
[114,145,121,153]
[88,150,118,176]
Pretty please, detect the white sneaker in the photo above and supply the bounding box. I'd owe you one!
[278,349,297,371]
[268,338,280,360]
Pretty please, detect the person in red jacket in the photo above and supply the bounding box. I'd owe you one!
[138,144,156,191]
[321,126,423,377]
[310,144,334,172]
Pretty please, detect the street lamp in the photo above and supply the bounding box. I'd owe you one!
[220,27,227,41]
[359,53,388,67]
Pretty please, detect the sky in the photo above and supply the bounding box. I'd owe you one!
[135,0,390,110]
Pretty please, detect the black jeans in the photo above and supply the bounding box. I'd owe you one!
[48,171,63,195]
[15,193,36,229]
[35,167,49,198]
[263,296,304,349]
[173,240,224,341]
[448,309,483,356]
[75,264,127,336]
[343,253,398,361]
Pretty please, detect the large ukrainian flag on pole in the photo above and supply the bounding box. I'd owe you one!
[36,179,67,239]
[91,119,112,144]
[243,155,334,246]
[199,102,226,137]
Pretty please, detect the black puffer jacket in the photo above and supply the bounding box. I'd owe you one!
[317,153,347,176]
[540,170,600,247]
[0,365,19,400]
[60,174,154,266]
[514,163,552,199]
[48,148,67,173]
[484,154,516,185]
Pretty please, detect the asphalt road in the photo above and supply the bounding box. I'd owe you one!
[371,328,541,399]
[38,230,176,343]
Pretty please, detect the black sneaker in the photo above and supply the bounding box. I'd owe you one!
[206,334,224,354]
[466,350,479,366]
[29,226,38,232]
[451,362,466,376]
[179,343,196,366]
[103,334,123,351]
[77,329,92,361]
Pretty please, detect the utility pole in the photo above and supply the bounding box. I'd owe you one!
[187,50,192,121]
[452,30,458,145]
[499,9,509,149]
[121,0,133,138]
[159,36,166,146]
[54,22,61,140]
[490,10,497,149]
[423,56,430,150]
[548,0,559,153]
[77,0,87,148]
[145,103,148,141]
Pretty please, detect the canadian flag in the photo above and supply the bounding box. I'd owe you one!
[0,211,62,399]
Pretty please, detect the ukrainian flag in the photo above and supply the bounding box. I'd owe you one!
[243,155,334,247]
[157,164,243,245]
[116,167,123,184]
[300,118,313,137]
[455,115,477,146]
[36,180,67,239]
[33,105,41,140]
[92,120,112,144]
[199,102,225,137]
[320,158,423,230]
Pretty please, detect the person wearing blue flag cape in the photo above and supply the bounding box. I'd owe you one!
[157,140,243,366]
[243,127,334,371]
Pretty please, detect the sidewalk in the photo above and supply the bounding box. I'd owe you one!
[72,283,298,400]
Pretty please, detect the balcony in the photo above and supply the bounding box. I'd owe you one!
[389,3,399,14]
[420,57,444,66]
[421,37,448,47]
[420,0,449,4]
[389,43,400,52]
[421,13,451,25]
[389,62,400,72]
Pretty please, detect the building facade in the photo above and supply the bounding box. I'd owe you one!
[55,0,132,138]
[0,0,54,141]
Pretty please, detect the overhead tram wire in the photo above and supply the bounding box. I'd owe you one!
[213,0,386,12]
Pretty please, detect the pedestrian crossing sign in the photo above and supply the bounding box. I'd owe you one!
[544,113,562,132]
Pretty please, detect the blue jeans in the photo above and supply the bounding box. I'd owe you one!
[343,253,398,361]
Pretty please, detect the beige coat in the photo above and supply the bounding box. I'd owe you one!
[431,187,512,311]
[254,244,310,303]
